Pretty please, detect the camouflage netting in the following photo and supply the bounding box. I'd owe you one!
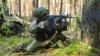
[0,15,25,36]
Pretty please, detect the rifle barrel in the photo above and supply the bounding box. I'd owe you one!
[47,15,76,19]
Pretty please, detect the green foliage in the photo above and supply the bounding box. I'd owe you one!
[0,36,100,56]
[0,36,32,56]
[51,40,81,56]
[65,40,80,54]
[86,48,100,56]
[51,39,100,56]
[0,21,14,35]
[0,53,3,56]
[0,1,8,15]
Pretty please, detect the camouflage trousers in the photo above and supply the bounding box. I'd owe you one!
[26,33,70,52]
[26,39,43,52]
[26,33,56,52]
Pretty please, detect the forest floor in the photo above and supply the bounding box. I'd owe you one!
[0,35,100,56]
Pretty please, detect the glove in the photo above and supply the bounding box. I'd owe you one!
[37,20,49,28]
[37,21,45,28]
[56,23,62,29]
[44,20,49,27]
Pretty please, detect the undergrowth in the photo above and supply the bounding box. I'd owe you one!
[0,35,100,56]
[0,35,32,56]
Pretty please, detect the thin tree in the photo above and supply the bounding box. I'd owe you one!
[19,0,21,16]
[35,0,38,8]
[47,0,50,13]
[60,0,63,15]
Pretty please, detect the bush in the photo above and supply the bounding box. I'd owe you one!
[0,21,14,36]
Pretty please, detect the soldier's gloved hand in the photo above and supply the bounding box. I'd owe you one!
[37,21,45,28]
[44,20,49,27]
[56,23,62,29]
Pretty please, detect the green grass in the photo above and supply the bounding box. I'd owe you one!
[0,35,100,56]
[0,35,32,56]
[50,40,100,56]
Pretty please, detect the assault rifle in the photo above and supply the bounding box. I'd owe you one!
[47,14,76,31]
[47,14,76,20]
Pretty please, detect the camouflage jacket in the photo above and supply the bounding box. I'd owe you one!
[29,17,56,41]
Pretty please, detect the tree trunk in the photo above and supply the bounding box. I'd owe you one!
[59,0,63,14]
[47,0,50,12]
[35,0,38,8]
[82,0,100,48]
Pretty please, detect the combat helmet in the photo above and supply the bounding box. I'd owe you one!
[33,7,49,17]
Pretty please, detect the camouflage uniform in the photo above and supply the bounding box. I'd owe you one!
[26,7,56,52]
[26,7,70,52]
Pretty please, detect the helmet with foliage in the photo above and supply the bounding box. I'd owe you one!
[33,7,49,17]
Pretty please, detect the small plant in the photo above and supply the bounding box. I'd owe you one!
[1,21,14,36]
